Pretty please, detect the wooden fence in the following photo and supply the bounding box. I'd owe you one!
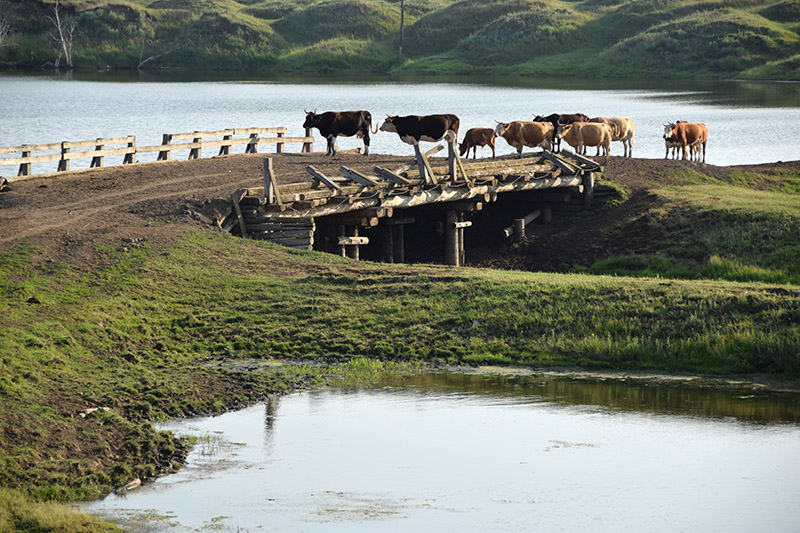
[0,127,314,181]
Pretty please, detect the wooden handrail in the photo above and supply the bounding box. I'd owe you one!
[0,127,313,181]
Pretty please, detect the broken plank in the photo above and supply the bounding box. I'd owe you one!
[306,165,342,193]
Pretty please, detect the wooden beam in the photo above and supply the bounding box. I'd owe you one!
[338,236,369,246]
[306,166,342,193]
[264,157,283,208]
[502,209,541,238]
[231,189,248,238]
[340,166,378,187]
[414,144,437,185]
[373,166,413,186]
[394,144,444,174]
[541,150,580,175]
[454,221,472,229]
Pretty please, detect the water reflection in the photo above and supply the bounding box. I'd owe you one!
[371,371,800,424]
[82,371,800,532]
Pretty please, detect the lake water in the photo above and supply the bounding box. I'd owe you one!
[82,371,800,532]
[2,72,800,177]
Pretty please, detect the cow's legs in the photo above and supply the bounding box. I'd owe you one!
[362,128,370,156]
[326,136,335,156]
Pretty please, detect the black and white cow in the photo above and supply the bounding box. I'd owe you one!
[303,110,376,156]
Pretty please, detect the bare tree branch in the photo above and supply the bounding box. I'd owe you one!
[48,0,77,69]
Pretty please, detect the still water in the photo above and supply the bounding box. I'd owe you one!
[1,72,800,176]
[82,371,800,532]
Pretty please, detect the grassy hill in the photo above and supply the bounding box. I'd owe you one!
[0,0,798,78]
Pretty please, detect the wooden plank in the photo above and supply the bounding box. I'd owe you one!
[61,147,136,160]
[248,227,314,238]
[0,142,62,154]
[540,150,580,175]
[234,127,287,135]
[243,215,314,224]
[1,153,63,165]
[240,223,314,232]
[414,144,437,185]
[169,129,235,141]
[373,166,413,186]
[306,166,342,193]
[231,189,248,238]
[454,221,472,229]
[62,137,135,149]
[559,149,603,170]
[339,166,378,187]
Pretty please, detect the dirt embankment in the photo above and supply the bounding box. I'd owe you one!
[1,152,798,271]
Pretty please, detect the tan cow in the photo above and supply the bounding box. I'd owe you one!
[664,122,708,163]
[459,127,496,159]
[557,122,612,160]
[494,121,554,158]
[589,116,635,157]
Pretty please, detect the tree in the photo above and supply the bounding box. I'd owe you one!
[48,0,77,69]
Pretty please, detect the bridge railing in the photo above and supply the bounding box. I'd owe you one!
[0,127,314,181]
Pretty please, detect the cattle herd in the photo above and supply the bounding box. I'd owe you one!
[303,110,708,163]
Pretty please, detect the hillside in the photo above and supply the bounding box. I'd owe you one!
[0,0,798,79]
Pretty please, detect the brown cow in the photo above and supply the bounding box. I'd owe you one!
[494,121,554,158]
[664,122,708,163]
[533,113,589,153]
[589,116,635,157]
[557,122,612,160]
[459,127,496,159]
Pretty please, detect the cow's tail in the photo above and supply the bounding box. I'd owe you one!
[368,113,379,135]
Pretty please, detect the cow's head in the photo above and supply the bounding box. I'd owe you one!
[556,123,571,139]
[302,110,318,129]
[379,115,397,133]
[663,123,676,138]
[532,115,544,122]
[493,122,509,137]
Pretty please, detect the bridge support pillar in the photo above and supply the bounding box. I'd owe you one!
[582,172,595,210]
[381,225,394,263]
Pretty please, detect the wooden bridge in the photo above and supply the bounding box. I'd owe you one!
[226,143,603,266]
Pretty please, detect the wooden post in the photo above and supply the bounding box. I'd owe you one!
[583,172,595,210]
[393,224,405,263]
[189,133,201,160]
[246,133,259,154]
[347,227,359,260]
[448,140,456,181]
[458,213,466,265]
[263,157,282,208]
[231,190,248,238]
[542,202,552,224]
[157,134,172,161]
[445,210,459,266]
[414,144,436,185]
[381,224,394,263]
[58,142,70,172]
[90,141,104,168]
[219,133,232,156]
[514,218,525,243]
[303,127,313,153]
[276,131,284,154]
[18,149,31,176]
[338,225,346,257]
[123,138,135,165]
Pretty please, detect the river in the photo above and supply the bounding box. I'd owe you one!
[1,72,800,176]
[82,370,800,532]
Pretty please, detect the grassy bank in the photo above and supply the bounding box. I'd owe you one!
[1,0,798,79]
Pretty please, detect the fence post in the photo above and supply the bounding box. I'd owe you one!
[302,127,313,153]
[246,133,259,154]
[18,149,31,176]
[157,134,172,161]
[123,137,135,165]
[189,132,201,160]
[90,140,104,168]
[276,131,284,154]
[219,133,232,156]
[58,142,70,172]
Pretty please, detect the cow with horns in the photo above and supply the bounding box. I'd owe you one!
[379,114,460,146]
[303,110,377,156]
